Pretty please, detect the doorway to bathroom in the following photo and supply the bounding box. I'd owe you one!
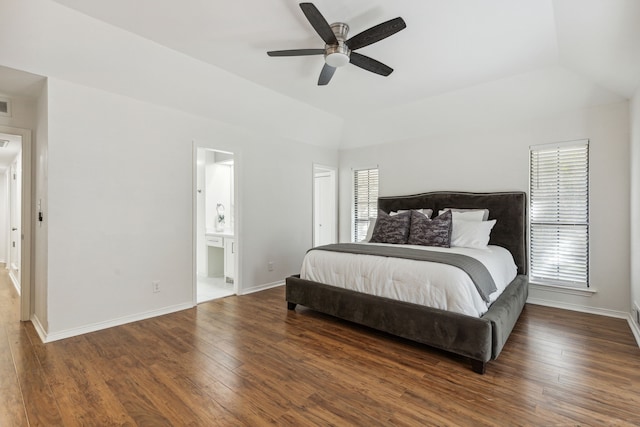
[195,148,236,303]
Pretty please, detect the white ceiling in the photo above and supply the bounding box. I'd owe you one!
[47,0,640,120]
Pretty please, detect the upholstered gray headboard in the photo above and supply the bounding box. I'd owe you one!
[378,191,527,275]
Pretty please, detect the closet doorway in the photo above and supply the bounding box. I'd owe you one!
[313,164,337,247]
[194,147,237,303]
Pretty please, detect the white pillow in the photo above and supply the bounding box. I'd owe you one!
[443,208,490,221]
[438,209,485,222]
[364,217,376,242]
[391,208,433,218]
[451,219,497,249]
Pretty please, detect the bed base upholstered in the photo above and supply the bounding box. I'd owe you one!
[286,274,528,374]
[286,191,528,373]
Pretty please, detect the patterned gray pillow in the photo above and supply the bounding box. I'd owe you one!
[407,210,452,247]
[369,210,411,244]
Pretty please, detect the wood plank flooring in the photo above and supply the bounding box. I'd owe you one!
[1,269,640,426]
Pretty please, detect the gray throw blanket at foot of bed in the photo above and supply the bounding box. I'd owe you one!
[309,243,497,303]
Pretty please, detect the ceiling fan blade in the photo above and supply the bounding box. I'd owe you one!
[267,49,325,57]
[349,52,393,76]
[318,64,336,85]
[299,3,338,45]
[346,17,406,51]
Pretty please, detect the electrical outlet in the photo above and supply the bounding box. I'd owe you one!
[152,281,160,293]
[268,261,274,272]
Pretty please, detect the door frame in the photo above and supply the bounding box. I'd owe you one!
[191,140,241,303]
[8,155,21,287]
[312,163,338,246]
[0,125,32,321]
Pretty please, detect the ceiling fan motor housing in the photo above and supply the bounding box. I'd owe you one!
[325,22,350,67]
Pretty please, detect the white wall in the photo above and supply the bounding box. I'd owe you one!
[0,0,340,339]
[341,66,625,149]
[340,102,630,315]
[34,81,48,331]
[630,89,640,330]
[0,0,632,339]
[0,94,37,130]
[0,0,343,150]
[44,77,336,337]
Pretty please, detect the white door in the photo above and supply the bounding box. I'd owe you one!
[313,165,337,247]
[9,157,20,287]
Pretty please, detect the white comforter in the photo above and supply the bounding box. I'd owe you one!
[301,243,517,317]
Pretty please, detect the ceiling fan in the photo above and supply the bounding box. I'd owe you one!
[267,3,406,86]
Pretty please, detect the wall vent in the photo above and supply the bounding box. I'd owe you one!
[0,139,9,148]
[0,97,11,117]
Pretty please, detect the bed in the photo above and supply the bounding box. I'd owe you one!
[286,191,528,374]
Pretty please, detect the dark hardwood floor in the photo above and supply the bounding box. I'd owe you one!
[1,269,640,426]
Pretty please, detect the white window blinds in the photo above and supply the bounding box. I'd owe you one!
[353,168,379,242]
[529,140,589,287]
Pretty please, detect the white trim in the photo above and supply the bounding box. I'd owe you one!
[238,280,283,295]
[38,302,195,343]
[628,314,640,348]
[312,163,338,247]
[191,143,198,306]
[529,138,589,151]
[528,139,590,287]
[192,140,242,300]
[9,269,20,295]
[30,313,47,343]
[526,297,628,319]
[350,165,379,243]
[0,125,32,322]
[529,282,596,297]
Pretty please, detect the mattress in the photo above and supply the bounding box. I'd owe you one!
[300,243,518,317]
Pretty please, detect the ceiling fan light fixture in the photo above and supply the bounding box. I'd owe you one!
[325,46,350,67]
[325,23,351,67]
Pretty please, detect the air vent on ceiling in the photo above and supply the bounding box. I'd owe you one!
[0,97,11,117]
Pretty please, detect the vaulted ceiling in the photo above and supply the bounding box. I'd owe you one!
[1,0,639,150]
[48,0,640,121]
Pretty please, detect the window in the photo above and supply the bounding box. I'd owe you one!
[529,140,589,287]
[353,168,379,242]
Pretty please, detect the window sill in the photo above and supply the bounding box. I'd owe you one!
[528,281,597,297]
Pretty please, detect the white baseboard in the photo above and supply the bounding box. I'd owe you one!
[30,314,48,343]
[38,302,195,343]
[239,280,284,295]
[628,314,640,347]
[526,296,629,319]
[8,270,20,296]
